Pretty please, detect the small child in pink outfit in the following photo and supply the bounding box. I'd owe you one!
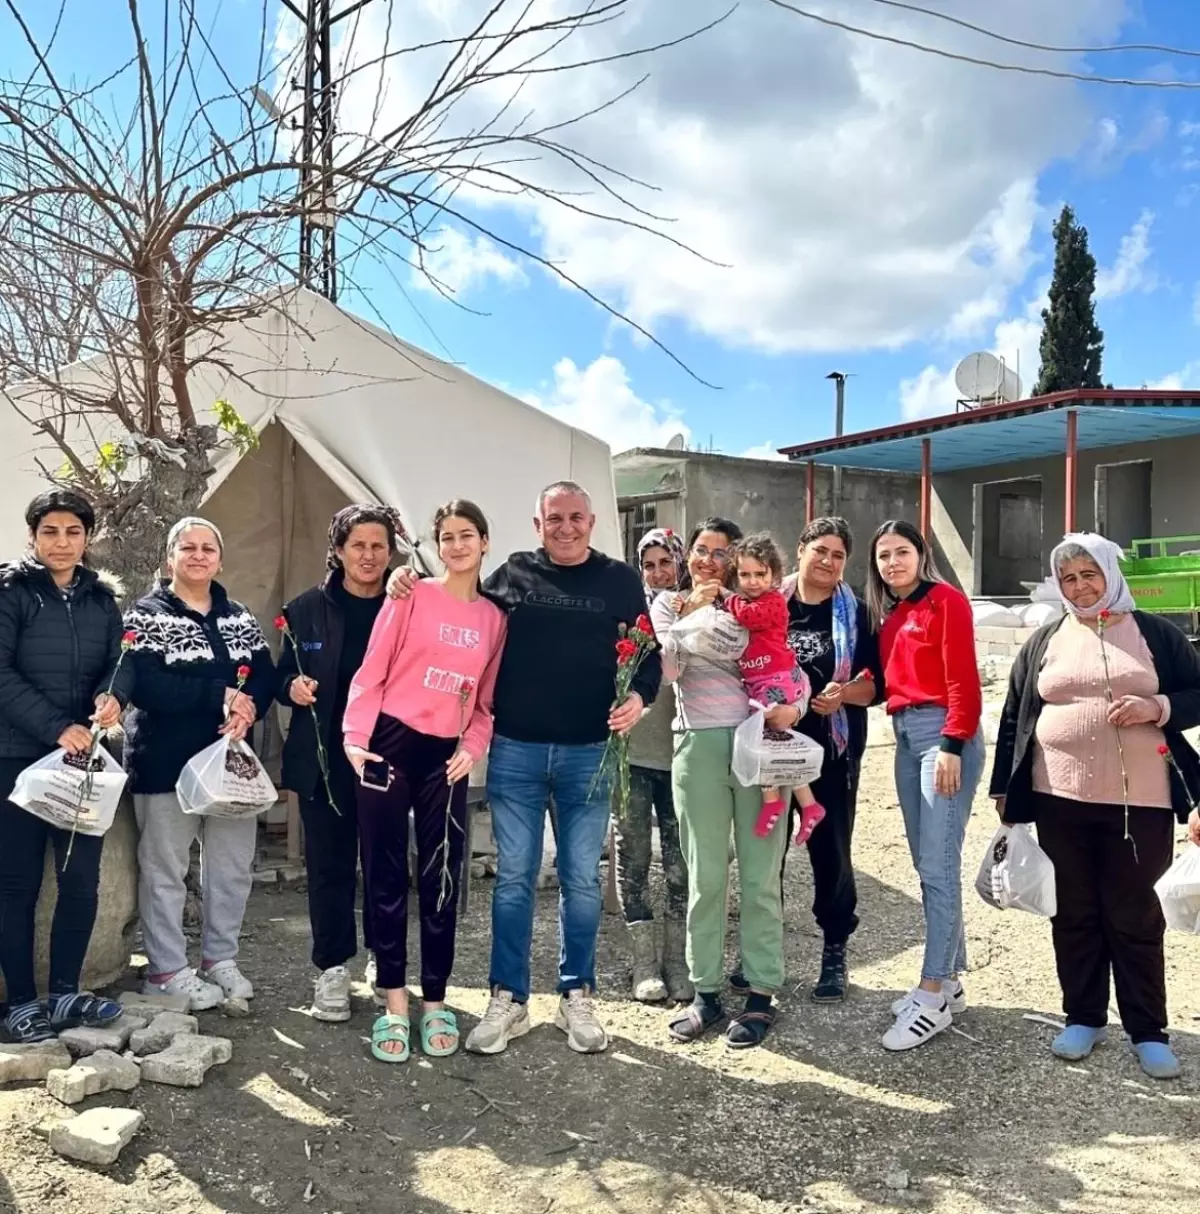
[726,533,825,845]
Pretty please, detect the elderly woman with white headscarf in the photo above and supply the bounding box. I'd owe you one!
[989,533,1200,1081]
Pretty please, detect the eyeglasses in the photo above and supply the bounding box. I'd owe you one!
[692,545,729,564]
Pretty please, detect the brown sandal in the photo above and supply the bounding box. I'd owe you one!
[725,1008,776,1049]
[668,1000,723,1043]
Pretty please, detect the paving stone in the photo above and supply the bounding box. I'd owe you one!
[59,1014,150,1057]
[118,989,192,1016]
[49,1107,144,1166]
[140,1034,232,1087]
[0,1041,72,1084]
[129,1011,199,1056]
[47,1049,141,1105]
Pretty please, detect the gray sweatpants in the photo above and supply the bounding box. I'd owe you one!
[133,793,258,976]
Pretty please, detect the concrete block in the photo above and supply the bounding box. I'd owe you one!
[141,1034,232,1087]
[129,1012,199,1056]
[49,1106,143,1166]
[59,1013,150,1057]
[47,1050,140,1106]
[0,1040,71,1084]
[118,989,192,1016]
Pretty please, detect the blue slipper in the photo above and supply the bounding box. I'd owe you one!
[1133,1040,1180,1080]
[1051,1024,1106,1061]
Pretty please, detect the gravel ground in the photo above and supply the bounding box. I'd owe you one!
[1,741,1198,1214]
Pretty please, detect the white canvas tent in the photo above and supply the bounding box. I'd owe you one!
[0,288,621,620]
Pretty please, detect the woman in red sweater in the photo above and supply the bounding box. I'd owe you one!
[867,520,983,1053]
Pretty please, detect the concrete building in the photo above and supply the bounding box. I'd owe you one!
[779,389,1200,602]
[613,446,918,590]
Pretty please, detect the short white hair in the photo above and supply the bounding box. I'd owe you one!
[535,480,592,517]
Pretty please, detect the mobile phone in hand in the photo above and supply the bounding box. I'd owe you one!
[360,758,392,791]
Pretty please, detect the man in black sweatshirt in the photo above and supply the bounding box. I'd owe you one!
[389,481,660,1056]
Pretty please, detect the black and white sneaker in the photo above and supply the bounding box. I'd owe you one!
[881,997,952,1051]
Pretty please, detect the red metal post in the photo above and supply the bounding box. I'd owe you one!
[920,438,932,540]
[805,460,815,524]
[1064,409,1078,532]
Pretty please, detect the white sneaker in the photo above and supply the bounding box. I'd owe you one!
[882,997,952,1052]
[311,966,352,1023]
[145,967,223,1012]
[555,988,609,1054]
[891,980,966,1016]
[203,961,254,1001]
[465,990,532,1055]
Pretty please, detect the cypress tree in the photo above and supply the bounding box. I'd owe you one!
[1034,205,1105,394]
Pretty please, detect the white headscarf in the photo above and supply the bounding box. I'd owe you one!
[1049,532,1136,619]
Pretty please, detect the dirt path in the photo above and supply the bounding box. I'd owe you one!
[2,748,1199,1214]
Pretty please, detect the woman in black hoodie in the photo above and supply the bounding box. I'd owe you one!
[277,504,399,1022]
[0,490,132,1042]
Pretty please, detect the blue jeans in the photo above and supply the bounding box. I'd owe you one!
[486,735,611,1001]
[892,706,984,982]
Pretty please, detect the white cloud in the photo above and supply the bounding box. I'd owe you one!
[737,441,788,461]
[1095,209,1157,299]
[900,286,1047,420]
[522,355,689,453]
[411,227,527,297]
[1146,362,1200,391]
[312,0,1128,356]
[1087,111,1169,171]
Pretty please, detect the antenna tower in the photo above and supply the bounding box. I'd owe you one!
[283,0,373,301]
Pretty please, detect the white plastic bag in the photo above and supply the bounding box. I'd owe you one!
[1155,846,1200,934]
[10,744,127,836]
[668,604,749,663]
[731,701,824,788]
[975,823,1057,917]
[176,737,277,819]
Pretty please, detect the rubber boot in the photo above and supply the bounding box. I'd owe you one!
[628,920,668,1003]
[661,916,694,1003]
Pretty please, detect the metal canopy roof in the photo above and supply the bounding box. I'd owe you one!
[779,391,1200,473]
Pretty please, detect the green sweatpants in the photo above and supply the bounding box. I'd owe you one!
[672,727,787,995]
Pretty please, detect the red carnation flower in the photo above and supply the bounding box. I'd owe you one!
[236,664,251,681]
[274,615,287,631]
[634,613,653,637]
[1158,744,1171,756]
[121,630,137,648]
[1098,609,1111,621]
[616,638,638,665]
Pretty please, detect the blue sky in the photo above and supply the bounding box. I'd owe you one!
[8,0,1200,458]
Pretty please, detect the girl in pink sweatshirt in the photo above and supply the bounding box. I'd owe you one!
[343,499,507,1063]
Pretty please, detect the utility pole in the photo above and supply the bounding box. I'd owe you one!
[826,371,847,515]
[280,0,374,302]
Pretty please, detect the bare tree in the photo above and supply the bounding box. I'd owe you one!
[0,0,722,595]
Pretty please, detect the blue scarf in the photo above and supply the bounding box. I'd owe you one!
[829,581,857,756]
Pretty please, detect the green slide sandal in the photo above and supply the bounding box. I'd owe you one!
[420,1008,460,1057]
[370,1013,411,1063]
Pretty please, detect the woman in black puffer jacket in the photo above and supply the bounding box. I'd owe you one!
[0,490,132,1042]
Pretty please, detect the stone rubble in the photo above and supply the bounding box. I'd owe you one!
[47,1049,141,1105]
[49,1106,144,1166]
[140,1033,232,1087]
[129,1011,199,1056]
[59,1013,151,1057]
[118,989,192,1016]
[0,1040,72,1084]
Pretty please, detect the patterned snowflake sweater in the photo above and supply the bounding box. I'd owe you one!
[123,581,276,794]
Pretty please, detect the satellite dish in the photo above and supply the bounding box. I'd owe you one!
[665,433,687,451]
[954,351,1021,406]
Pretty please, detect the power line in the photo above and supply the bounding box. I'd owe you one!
[857,0,1200,60]
[767,0,1200,89]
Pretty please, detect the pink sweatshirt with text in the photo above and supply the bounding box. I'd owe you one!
[343,580,508,759]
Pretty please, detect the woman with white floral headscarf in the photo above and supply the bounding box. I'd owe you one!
[617,528,690,1004]
[990,532,1200,1080]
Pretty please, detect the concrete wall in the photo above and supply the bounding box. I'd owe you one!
[932,433,1200,592]
[681,457,919,590]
